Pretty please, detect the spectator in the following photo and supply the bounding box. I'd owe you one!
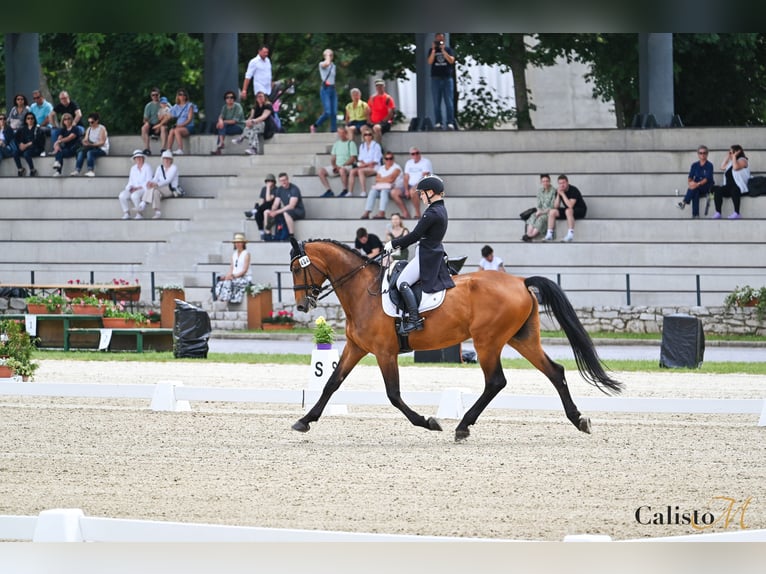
[385,213,410,262]
[140,87,162,155]
[50,91,85,145]
[244,173,278,240]
[318,125,357,197]
[214,232,252,304]
[51,113,82,176]
[479,245,505,272]
[392,146,433,219]
[12,112,45,177]
[234,91,277,155]
[240,45,272,101]
[265,172,305,238]
[522,174,556,242]
[118,150,154,220]
[165,89,196,155]
[0,114,17,163]
[348,129,382,197]
[7,94,29,132]
[139,150,181,220]
[309,49,338,134]
[211,90,245,155]
[546,174,587,242]
[366,79,395,144]
[360,151,402,220]
[344,88,370,141]
[711,144,750,220]
[428,33,457,130]
[29,90,54,140]
[355,227,384,258]
[71,112,109,177]
[677,145,714,218]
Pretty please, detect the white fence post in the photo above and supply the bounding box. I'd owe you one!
[759,399,766,427]
[150,380,191,412]
[436,387,470,419]
[32,508,85,542]
[306,347,346,415]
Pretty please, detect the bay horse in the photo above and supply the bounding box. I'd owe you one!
[289,238,623,441]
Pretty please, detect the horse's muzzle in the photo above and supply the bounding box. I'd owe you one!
[297,295,317,313]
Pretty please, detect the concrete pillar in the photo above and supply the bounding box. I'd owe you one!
[638,33,675,128]
[4,33,40,106]
[203,33,239,134]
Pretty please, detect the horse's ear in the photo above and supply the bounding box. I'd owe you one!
[289,236,301,258]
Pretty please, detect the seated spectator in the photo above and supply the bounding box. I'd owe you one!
[51,91,85,145]
[244,173,278,240]
[355,227,384,258]
[318,125,357,197]
[0,114,17,163]
[118,150,154,219]
[71,112,109,177]
[385,213,410,262]
[478,245,506,272]
[29,90,54,142]
[348,129,382,197]
[234,91,277,155]
[677,145,714,218]
[360,151,402,220]
[7,94,29,132]
[264,172,305,239]
[546,174,587,242]
[522,174,556,242]
[211,90,245,155]
[366,79,395,144]
[12,112,45,176]
[391,146,432,219]
[51,113,82,176]
[165,88,196,155]
[711,144,750,220]
[140,87,162,155]
[215,232,252,304]
[344,88,369,141]
[139,150,180,220]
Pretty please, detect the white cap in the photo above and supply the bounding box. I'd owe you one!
[161,150,173,159]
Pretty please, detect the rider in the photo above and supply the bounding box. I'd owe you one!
[384,175,455,333]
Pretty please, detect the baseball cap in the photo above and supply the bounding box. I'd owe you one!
[374,78,385,86]
[159,96,169,104]
[264,173,276,182]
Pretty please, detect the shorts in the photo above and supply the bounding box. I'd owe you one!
[556,205,587,219]
[322,164,350,176]
[368,121,392,134]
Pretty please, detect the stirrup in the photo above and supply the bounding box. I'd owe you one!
[398,317,424,334]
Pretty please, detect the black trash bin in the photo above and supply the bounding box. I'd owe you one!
[174,300,211,359]
[659,314,705,368]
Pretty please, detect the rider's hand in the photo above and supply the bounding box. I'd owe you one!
[383,241,394,253]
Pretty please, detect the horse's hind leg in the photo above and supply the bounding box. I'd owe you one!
[454,344,507,442]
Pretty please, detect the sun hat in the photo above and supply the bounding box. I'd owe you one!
[231,232,247,244]
[131,149,145,159]
[161,150,174,159]
[264,173,276,182]
[159,96,169,104]
[374,78,385,86]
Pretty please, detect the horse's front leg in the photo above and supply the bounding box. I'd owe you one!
[292,342,366,433]
[377,353,442,432]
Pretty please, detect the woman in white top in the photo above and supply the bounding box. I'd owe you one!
[360,151,402,220]
[478,244,506,272]
[72,112,109,176]
[712,144,750,219]
[348,130,382,197]
[214,232,252,304]
[140,150,180,219]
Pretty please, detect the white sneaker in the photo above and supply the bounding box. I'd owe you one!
[173,149,184,155]
[84,170,95,177]
[138,201,146,211]
[543,232,554,242]
[134,213,143,220]
[53,171,61,177]
[70,170,80,176]
[40,151,46,157]
[152,211,162,219]
[53,161,61,169]
[562,231,574,242]
[245,148,256,155]
[447,123,455,130]
[232,137,243,145]
[434,123,442,129]
[121,213,130,220]
[360,191,367,197]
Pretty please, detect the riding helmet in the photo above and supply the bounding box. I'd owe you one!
[416,175,444,195]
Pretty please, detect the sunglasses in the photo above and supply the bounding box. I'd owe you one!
[410,152,420,156]
[384,156,394,160]
[363,133,373,137]
[698,151,708,155]
[225,95,235,99]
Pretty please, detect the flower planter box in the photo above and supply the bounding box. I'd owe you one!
[247,290,273,330]
[64,289,89,299]
[0,365,14,378]
[160,289,185,329]
[102,317,141,329]
[262,323,295,331]
[27,304,60,314]
[71,304,105,316]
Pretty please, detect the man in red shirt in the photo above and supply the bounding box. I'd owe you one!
[366,79,395,144]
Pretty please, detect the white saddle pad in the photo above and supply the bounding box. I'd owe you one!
[381,268,446,318]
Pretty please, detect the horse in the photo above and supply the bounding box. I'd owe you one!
[288,238,623,442]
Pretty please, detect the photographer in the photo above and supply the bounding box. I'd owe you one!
[427,33,457,130]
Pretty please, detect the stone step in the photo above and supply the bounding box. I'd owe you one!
[0,198,207,219]
[0,176,236,198]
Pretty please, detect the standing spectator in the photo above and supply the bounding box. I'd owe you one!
[0,114,18,163]
[234,91,276,155]
[428,33,457,130]
[51,113,82,176]
[677,145,714,218]
[522,174,556,242]
[318,125,358,197]
[165,89,196,155]
[479,245,505,272]
[7,94,30,132]
[309,49,338,134]
[344,88,370,141]
[240,45,272,101]
[244,173,278,240]
[140,150,181,220]
[348,129,382,197]
[211,90,245,155]
[385,213,410,261]
[12,112,45,176]
[215,232,252,304]
[354,227,384,258]
[392,146,433,219]
[29,90,54,140]
[360,151,402,220]
[50,91,85,145]
[118,150,154,219]
[265,172,305,239]
[140,87,162,155]
[71,112,109,177]
[366,79,395,144]
[711,144,750,220]
[546,174,587,242]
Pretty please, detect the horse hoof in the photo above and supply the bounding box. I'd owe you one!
[292,420,310,433]
[427,417,442,431]
[455,429,470,442]
[578,416,592,434]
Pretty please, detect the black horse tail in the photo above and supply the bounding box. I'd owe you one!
[525,276,623,396]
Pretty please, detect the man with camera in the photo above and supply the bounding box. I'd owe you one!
[427,33,457,130]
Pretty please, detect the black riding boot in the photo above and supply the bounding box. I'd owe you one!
[398,282,424,333]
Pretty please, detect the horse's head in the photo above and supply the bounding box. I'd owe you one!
[289,237,326,312]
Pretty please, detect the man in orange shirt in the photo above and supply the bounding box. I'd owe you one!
[366,79,395,144]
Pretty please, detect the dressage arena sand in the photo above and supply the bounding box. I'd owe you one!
[1,358,764,542]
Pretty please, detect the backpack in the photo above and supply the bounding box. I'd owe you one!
[263,214,290,242]
[747,175,766,197]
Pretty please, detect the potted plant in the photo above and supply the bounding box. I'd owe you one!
[144,309,161,328]
[262,310,296,331]
[99,278,141,302]
[156,284,185,328]
[64,279,90,299]
[312,316,336,349]
[102,302,149,328]
[246,283,273,330]
[0,319,39,380]
[724,285,766,322]
[25,293,67,314]
[69,294,105,315]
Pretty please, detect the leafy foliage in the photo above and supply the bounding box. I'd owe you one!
[455,73,515,130]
